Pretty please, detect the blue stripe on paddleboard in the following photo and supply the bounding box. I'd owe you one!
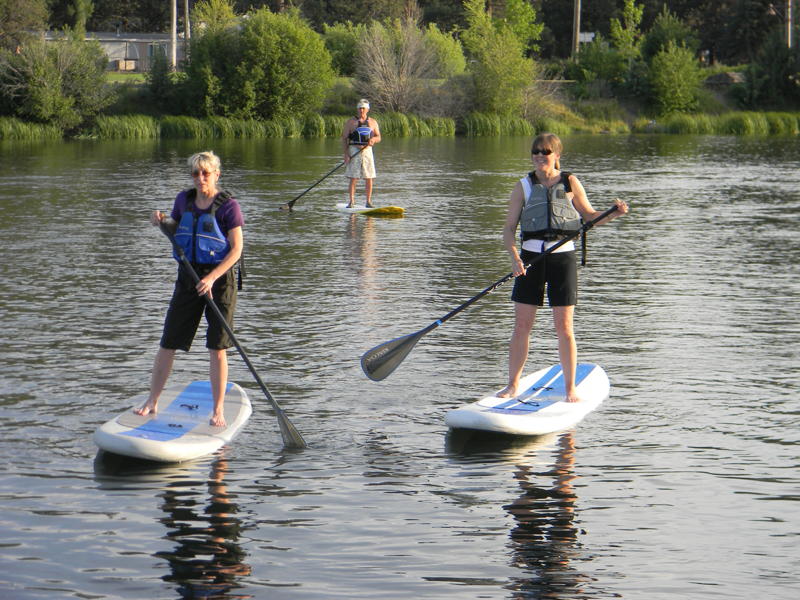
[491,363,596,413]
[121,381,229,442]
[494,364,562,409]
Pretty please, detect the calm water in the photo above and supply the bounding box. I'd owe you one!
[0,133,798,600]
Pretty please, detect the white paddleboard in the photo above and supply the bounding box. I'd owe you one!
[93,381,252,462]
[336,202,404,217]
[445,363,609,435]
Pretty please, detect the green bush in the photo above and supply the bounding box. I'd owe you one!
[0,36,114,132]
[323,21,366,77]
[648,41,704,115]
[184,8,334,120]
[424,23,466,79]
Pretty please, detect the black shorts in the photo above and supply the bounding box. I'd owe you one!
[160,265,237,351]
[511,249,578,307]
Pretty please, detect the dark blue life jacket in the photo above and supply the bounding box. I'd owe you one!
[349,119,372,145]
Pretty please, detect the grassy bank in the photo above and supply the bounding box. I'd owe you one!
[3,110,799,141]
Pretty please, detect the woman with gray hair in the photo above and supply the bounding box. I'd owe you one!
[136,151,245,428]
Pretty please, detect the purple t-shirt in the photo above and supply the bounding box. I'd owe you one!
[170,189,245,236]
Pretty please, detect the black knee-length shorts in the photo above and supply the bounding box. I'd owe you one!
[160,265,237,351]
[510,249,578,307]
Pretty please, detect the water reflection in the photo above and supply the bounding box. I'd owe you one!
[447,430,591,599]
[94,452,251,599]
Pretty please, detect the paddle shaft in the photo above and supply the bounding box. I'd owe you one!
[283,145,366,210]
[360,205,620,381]
[159,223,307,448]
[428,205,619,332]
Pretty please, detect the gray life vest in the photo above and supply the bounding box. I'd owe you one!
[519,171,582,241]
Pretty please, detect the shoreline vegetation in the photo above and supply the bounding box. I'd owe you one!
[2,109,799,142]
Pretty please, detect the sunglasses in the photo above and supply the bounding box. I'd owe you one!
[192,169,214,178]
[531,148,553,156]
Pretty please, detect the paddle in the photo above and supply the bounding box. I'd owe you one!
[279,146,366,211]
[360,205,620,381]
[159,222,307,449]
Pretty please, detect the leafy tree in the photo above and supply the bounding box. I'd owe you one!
[461,0,536,115]
[423,22,465,79]
[500,0,544,55]
[192,0,237,32]
[0,0,48,51]
[733,31,800,109]
[322,21,367,77]
[0,36,113,130]
[609,0,644,61]
[183,7,334,120]
[641,6,699,61]
[648,40,703,114]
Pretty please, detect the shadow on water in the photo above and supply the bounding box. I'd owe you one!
[446,429,603,599]
[94,451,252,599]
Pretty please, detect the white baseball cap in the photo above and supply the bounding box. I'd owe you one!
[357,99,370,109]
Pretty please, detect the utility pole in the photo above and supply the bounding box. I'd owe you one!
[170,0,177,69]
[572,0,581,59]
[788,0,794,48]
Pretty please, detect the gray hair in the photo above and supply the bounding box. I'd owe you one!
[187,150,221,173]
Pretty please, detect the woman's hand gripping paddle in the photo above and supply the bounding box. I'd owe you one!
[160,222,307,449]
[280,146,366,211]
[360,205,620,381]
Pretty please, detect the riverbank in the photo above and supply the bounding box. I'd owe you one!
[2,108,799,142]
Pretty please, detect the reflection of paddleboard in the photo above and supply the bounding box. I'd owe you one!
[336,203,404,217]
[93,381,252,462]
[445,363,609,436]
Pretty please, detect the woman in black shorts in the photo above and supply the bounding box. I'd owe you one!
[498,133,627,401]
[135,151,244,427]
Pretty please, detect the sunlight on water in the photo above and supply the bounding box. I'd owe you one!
[0,134,797,599]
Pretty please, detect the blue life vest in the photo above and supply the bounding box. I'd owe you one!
[519,171,582,241]
[173,190,231,264]
[349,119,372,145]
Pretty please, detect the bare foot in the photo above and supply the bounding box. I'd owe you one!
[210,412,226,428]
[565,390,582,403]
[496,384,518,398]
[134,400,158,417]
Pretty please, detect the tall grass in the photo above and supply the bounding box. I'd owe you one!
[632,111,800,135]
[93,115,160,139]
[0,117,62,141]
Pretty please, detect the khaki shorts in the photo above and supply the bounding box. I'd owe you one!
[344,145,376,179]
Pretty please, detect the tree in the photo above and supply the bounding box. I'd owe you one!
[641,6,699,61]
[609,0,644,61]
[0,36,113,130]
[355,16,436,113]
[461,0,536,115]
[648,40,704,114]
[323,21,367,77]
[192,0,237,32]
[0,0,48,51]
[183,7,335,120]
[423,22,466,79]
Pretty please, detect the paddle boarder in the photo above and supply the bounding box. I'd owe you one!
[136,151,245,427]
[342,99,381,208]
[498,133,628,402]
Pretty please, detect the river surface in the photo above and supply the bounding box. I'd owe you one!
[0,134,798,599]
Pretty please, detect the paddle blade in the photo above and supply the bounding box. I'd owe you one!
[361,329,426,381]
[276,409,307,449]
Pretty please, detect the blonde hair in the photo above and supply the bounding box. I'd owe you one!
[187,150,221,174]
[531,133,563,170]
